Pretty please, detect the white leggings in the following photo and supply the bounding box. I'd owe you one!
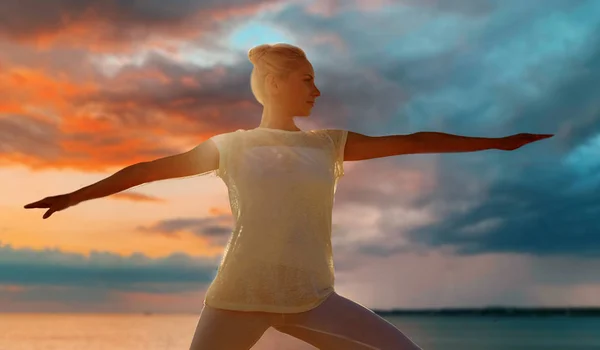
[189,291,423,350]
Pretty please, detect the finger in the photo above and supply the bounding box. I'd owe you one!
[24,200,46,209]
[43,209,54,219]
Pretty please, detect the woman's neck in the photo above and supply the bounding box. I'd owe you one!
[259,105,300,131]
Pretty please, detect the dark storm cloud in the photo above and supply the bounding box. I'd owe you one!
[398,22,600,257]
[0,0,274,41]
[503,28,600,151]
[407,172,600,257]
[265,0,597,136]
[253,0,600,259]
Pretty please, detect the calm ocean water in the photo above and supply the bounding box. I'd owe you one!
[1,313,599,350]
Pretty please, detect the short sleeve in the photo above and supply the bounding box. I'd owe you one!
[323,129,348,178]
[209,132,234,178]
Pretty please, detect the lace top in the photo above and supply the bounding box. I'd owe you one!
[204,127,348,313]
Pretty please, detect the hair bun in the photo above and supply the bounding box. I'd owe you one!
[248,44,271,65]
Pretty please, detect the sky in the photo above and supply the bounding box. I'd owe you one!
[1,0,599,314]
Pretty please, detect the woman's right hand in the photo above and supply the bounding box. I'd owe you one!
[24,193,77,219]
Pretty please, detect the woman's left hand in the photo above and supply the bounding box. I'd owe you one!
[496,133,554,151]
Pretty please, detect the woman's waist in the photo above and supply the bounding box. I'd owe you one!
[221,251,333,274]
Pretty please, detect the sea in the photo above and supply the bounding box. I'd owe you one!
[1,313,599,350]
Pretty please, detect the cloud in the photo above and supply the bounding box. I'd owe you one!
[136,216,233,244]
[0,111,184,172]
[72,51,260,132]
[2,242,600,311]
[2,0,600,310]
[1,45,414,173]
[406,167,600,257]
[391,22,600,257]
[304,0,497,18]
[0,115,61,162]
[337,250,600,309]
[111,192,167,203]
[505,29,600,151]
[0,242,220,293]
[289,0,600,259]
[0,0,278,51]
[399,0,496,15]
[0,54,256,171]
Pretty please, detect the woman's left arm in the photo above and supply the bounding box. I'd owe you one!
[344,131,553,161]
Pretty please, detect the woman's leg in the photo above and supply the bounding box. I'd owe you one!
[189,303,273,350]
[273,292,423,350]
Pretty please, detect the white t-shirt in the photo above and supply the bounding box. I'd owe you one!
[204,127,348,313]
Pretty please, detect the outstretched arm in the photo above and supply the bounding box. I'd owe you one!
[24,137,220,219]
[344,131,553,161]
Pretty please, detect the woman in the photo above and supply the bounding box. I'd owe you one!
[24,43,552,349]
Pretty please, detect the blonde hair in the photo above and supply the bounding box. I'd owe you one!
[248,43,308,105]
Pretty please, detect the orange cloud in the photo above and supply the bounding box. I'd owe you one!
[0,59,256,173]
[0,67,96,119]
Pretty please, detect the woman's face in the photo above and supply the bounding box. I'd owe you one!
[275,60,321,117]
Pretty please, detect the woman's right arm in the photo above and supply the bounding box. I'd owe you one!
[25,139,220,218]
[71,139,220,204]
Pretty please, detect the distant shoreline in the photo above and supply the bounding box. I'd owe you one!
[2,307,600,316]
[372,307,600,317]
